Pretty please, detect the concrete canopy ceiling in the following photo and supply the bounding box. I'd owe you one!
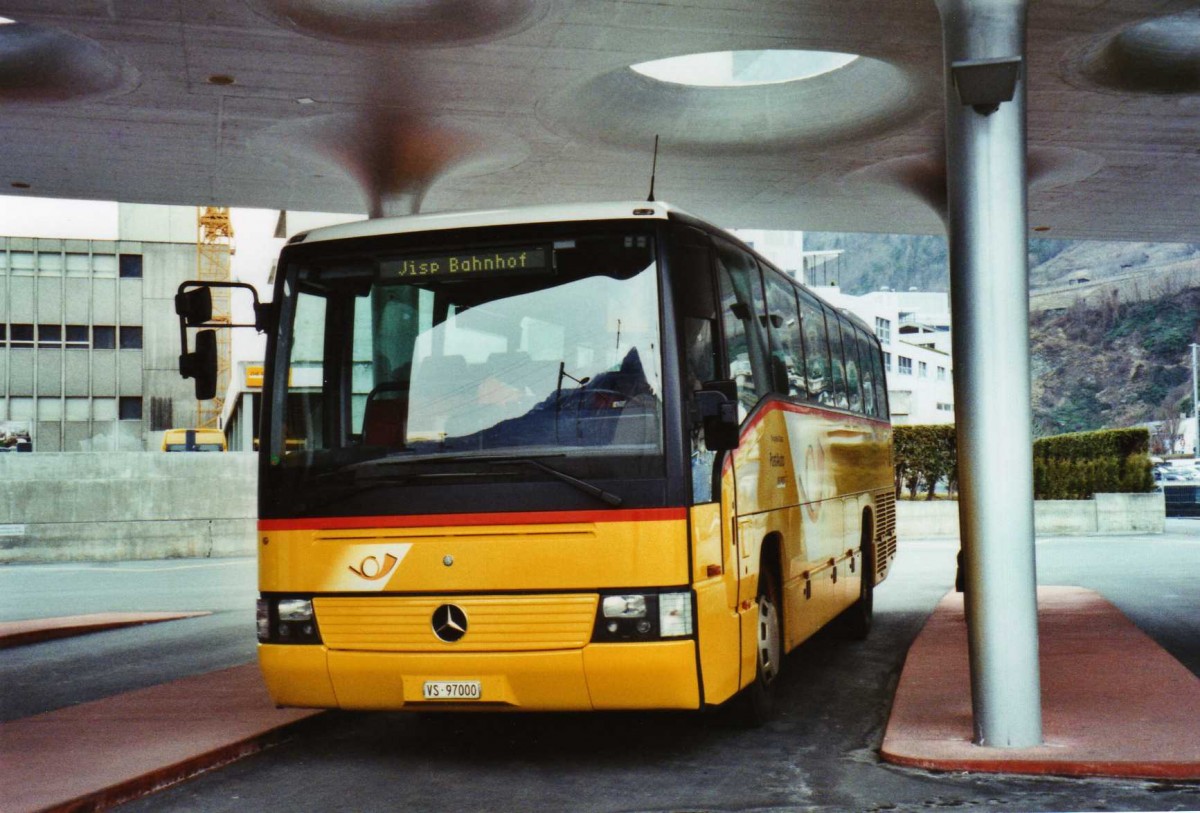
[1,1,1199,241]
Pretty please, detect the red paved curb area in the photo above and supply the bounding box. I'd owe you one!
[882,586,1200,779]
[0,612,212,649]
[0,663,320,813]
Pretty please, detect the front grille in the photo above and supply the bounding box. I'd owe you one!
[314,594,599,652]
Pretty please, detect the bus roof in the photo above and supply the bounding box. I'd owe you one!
[287,202,685,246]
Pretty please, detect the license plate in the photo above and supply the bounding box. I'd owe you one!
[423,680,482,700]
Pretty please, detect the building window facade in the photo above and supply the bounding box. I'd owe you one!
[0,226,184,452]
[898,356,913,376]
[119,254,143,278]
[875,316,891,345]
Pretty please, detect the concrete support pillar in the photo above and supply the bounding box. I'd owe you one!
[935,0,1043,747]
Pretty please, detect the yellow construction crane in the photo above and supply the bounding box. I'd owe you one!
[195,206,235,430]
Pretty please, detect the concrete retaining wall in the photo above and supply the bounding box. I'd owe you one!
[0,453,1168,562]
[0,452,257,563]
[897,492,1166,538]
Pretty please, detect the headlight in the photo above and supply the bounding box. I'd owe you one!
[592,590,694,642]
[602,595,647,618]
[278,598,314,622]
[258,596,322,645]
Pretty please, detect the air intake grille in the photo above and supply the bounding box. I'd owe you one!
[314,594,599,652]
[874,489,898,579]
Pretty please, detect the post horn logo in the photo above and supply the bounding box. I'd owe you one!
[348,553,399,581]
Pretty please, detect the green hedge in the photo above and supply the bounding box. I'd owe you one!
[894,425,1154,500]
[1033,427,1154,499]
[1033,427,1148,462]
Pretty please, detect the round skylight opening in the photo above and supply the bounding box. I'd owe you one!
[631,49,858,87]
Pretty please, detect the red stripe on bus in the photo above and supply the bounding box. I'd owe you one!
[719,398,891,474]
[258,507,688,532]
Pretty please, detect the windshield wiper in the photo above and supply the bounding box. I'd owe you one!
[310,450,622,507]
[484,457,623,507]
[315,450,565,482]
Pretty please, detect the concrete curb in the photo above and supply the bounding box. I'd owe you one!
[0,611,211,649]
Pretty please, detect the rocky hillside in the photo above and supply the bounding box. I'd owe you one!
[1030,288,1199,437]
[802,232,1200,295]
[802,231,1199,436]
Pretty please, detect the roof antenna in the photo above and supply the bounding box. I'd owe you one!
[647,135,660,202]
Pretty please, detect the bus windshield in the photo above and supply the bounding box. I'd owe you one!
[272,229,664,488]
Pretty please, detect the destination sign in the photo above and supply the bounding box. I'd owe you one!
[386,246,551,281]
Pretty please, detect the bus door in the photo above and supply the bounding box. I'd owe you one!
[673,226,743,705]
[713,238,774,689]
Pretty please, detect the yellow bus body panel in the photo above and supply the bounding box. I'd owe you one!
[259,515,688,593]
[257,512,702,711]
[256,403,894,713]
[260,640,699,711]
[690,502,742,706]
[729,401,894,675]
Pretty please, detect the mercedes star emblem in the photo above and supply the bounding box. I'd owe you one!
[432,604,468,643]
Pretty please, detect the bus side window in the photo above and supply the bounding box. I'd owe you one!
[798,290,832,406]
[856,328,878,417]
[870,338,890,418]
[288,288,327,452]
[762,268,805,399]
[715,240,769,418]
[842,316,864,414]
[825,304,849,409]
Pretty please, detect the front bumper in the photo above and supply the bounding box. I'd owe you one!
[259,640,701,711]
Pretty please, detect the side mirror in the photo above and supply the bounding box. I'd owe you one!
[693,379,739,451]
[175,286,213,326]
[180,329,218,400]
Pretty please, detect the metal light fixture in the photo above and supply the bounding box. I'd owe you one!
[951,57,1022,115]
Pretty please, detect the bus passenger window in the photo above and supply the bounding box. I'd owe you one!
[870,339,889,418]
[826,305,849,409]
[762,270,805,399]
[798,291,831,406]
[857,329,878,417]
[842,318,863,413]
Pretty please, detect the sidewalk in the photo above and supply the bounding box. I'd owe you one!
[0,663,320,813]
[882,586,1200,779]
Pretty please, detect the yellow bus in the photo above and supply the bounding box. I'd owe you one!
[161,427,227,452]
[193,202,894,722]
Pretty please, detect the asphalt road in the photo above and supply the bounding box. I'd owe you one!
[0,558,257,721]
[3,522,1198,812]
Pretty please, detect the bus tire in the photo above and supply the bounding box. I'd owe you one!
[731,561,783,727]
[840,527,875,641]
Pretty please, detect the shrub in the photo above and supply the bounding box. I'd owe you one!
[897,425,1155,500]
[1033,427,1153,499]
